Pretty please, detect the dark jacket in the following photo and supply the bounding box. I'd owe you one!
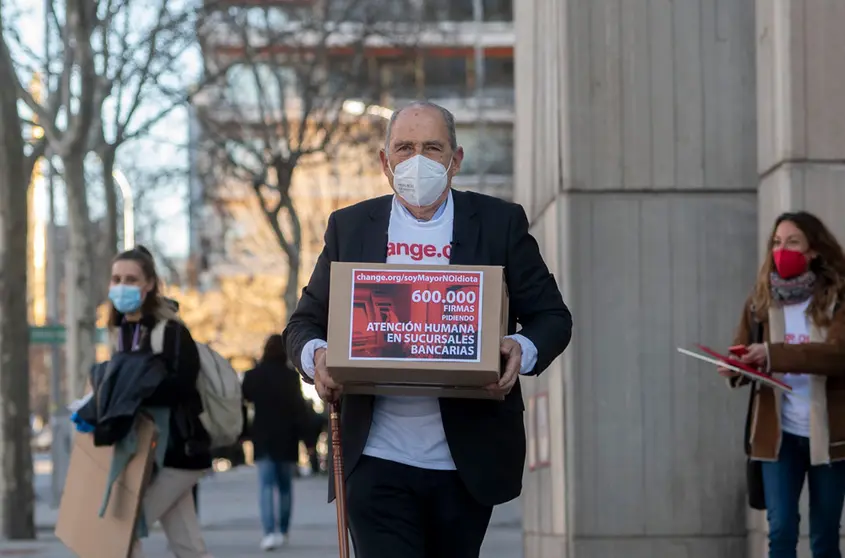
[242,360,307,462]
[78,352,168,446]
[115,315,211,470]
[283,190,573,506]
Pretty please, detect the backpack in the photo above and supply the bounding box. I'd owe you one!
[151,321,244,449]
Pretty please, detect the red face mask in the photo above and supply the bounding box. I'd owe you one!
[773,249,808,279]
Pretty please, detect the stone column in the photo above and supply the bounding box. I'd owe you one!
[751,0,845,555]
[515,1,759,557]
[756,0,845,242]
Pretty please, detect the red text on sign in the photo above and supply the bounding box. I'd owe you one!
[784,333,810,344]
[387,242,452,261]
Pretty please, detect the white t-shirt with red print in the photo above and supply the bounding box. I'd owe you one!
[781,298,812,438]
[362,192,458,470]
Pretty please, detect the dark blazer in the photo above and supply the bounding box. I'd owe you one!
[283,190,572,506]
[242,360,307,462]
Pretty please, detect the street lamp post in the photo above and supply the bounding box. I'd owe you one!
[42,0,73,508]
[112,169,135,250]
[45,153,70,508]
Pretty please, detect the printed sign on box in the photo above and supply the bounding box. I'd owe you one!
[327,262,509,400]
[349,268,483,362]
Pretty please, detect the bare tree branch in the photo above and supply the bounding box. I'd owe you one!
[194,0,425,317]
[4,0,223,399]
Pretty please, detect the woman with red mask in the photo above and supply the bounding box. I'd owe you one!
[720,211,845,558]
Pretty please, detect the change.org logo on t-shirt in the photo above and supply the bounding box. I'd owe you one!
[387,241,452,261]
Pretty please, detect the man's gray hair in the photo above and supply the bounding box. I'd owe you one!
[384,101,458,152]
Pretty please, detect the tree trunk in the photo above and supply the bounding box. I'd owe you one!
[100,148,119,256]
[63,154,97,400]
[95,148,119,298]
[275,190,302,323]
[0,32,35,539]
[284,250,300,322]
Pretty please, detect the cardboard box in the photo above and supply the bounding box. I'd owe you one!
[327,262,509,400]
[55,414,158,558]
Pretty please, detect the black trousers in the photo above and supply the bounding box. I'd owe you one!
[347,455,494,558]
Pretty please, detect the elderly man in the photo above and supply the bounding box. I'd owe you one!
[283,101,572,558]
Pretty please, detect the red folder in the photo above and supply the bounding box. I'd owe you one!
[694,343,793,392]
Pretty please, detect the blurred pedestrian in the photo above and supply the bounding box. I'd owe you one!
[107,246,212,558]
[242,334,307,551]
[301,403,328,476]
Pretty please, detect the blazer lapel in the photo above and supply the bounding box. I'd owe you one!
[449,190,480,265]
[358,195,392,263]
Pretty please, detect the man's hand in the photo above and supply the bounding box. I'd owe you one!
[314,348,342,402]
[486,338,522,397]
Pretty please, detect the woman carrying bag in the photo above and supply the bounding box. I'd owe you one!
[109,246,213,558]
[720,211,845,558]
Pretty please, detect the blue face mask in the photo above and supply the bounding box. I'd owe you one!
[109,284,144,314]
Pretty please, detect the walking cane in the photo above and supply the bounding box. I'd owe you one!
[330,400,351,558]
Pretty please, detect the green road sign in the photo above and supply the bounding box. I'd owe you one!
[29,325,65,345]
[29,325,109,346]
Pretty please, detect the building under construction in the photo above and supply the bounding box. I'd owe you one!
[187,0,515,289]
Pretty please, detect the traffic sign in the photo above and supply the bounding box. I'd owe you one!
[29,325,109,346]
[30,325,65,345]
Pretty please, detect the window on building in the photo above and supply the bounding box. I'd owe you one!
[420,0,511,22]
[448,1,475,21]
[483,57,513,89]
[456,124,513,175]
[484,0,513,21]
[243,6,291,28]
[420,0,472,22]
[375,56,418,99]
[423,57,469,98]
[325,1,415,23]
[222,5,296,31]
[225,63,298,108]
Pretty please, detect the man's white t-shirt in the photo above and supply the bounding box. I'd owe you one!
[361,193,458,469]
[780,298,812,438]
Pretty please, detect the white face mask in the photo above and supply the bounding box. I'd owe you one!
[389,154,452,207]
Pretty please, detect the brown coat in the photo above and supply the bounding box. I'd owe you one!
[730,298,845,464]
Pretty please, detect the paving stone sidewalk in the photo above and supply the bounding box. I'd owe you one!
[3,465,522,557]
